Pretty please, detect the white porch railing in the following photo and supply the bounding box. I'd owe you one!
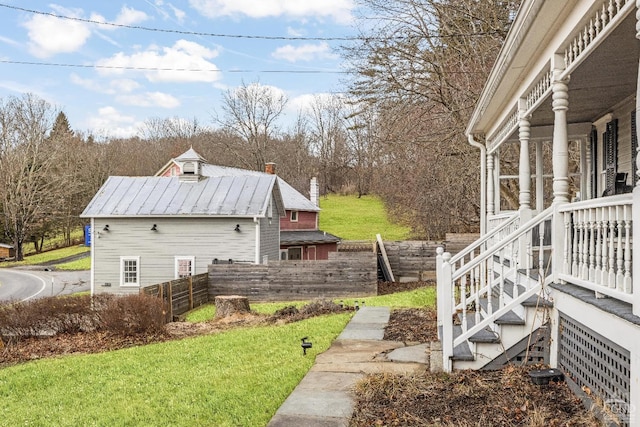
[438,207,554,372]
[436,211,519,336]
[558,194,633,303]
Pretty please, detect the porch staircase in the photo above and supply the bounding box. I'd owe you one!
[438,207,555,371]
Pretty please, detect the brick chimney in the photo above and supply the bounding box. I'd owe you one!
[265,162,276,175]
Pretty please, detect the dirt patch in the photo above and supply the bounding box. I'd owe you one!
[351,307,603,426]
[378,280,433,295]
[350,366,602,426]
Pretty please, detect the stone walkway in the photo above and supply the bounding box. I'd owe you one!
[267,307,429,427]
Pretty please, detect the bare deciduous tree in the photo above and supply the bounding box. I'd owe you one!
[0,94,58,259]
[214,80,288,171]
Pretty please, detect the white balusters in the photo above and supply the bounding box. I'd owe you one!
[623,205,632,293]
[616,205,624,291]
[589,209,597,282]
[609,206,617,288]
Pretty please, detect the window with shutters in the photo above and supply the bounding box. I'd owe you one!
[602,119,618,196]
[590,128,598,198]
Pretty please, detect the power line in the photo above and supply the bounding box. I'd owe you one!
[0,3,501,41]
[0,59,347,74]
[0,3,359,41]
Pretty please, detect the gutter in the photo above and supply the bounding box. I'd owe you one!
[467,134,486,236]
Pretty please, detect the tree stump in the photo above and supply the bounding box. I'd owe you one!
[214,295,250,318]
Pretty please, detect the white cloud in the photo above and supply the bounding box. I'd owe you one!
[85,106,143,139]
[117,91,181,108]
[23,13,91,58]
[188,0,354,24]
[115,6,149,26]
[0,35,20,47]
[22,5,148,57]
[169,4,187,23]
[96,40,222,83]
[271,42,337,62]
[111,79,142,93]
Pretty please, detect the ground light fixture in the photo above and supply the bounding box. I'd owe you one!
[301,337,312,355]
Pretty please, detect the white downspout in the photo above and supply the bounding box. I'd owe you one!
[90,218,95,295]
[468,134,487,236]
[254,217,260,264]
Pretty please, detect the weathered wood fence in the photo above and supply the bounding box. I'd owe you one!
[208,252,377,302]
[141,273,209,320]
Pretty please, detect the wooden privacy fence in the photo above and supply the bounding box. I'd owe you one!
[208,252,377,302]
[380,235,480,281]
[141,273,209,320]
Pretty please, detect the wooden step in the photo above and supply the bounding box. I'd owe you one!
[478,296,525,325]
[454,313,500,343]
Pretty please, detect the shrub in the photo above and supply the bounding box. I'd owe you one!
[0,295,96,343]
[97,294,167,337]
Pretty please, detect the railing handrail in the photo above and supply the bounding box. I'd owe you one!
[451,206,554,282]
[558,193,632,212]
[449,211,519,265]
[453,284,543,347]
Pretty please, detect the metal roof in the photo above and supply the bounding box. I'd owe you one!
[81,175,278,218]
[280,230,341,245]
[200,164,320,212]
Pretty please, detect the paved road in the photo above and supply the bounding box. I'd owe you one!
[0,268,90,302]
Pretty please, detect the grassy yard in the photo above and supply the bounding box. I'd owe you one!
[2,245,89,270]
[319,194,410,241]
[1,286,435,426]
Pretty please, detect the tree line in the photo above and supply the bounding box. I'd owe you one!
[0,0,520,259]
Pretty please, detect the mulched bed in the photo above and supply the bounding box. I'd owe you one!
[350,303,604,426]
[350,366,602,426]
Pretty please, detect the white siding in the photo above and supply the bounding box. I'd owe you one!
[92,217,257,294]
[259,195,281,263]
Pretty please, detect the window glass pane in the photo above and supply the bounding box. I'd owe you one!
[177,259,192,278]
[123,259,138,284]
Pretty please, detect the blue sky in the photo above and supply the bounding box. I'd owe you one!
[0,1,356,138]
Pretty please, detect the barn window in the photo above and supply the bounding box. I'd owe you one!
[120,256,140,287]
[290,210,298,222]
[175,256,195,278]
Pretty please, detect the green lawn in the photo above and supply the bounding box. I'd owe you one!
[319,194,410,241]
[0,314,351,427]
[3,245,89,268]
[186,286,436,322]
[1,286,436,426]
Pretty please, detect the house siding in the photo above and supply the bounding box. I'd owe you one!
[280,210,317,230]
[260,195,280,263]
[92,217,257,294]
[593,98,635,191]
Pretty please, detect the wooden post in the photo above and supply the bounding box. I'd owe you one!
[436,246,444,339]
[441,252,453,373]
[167,281,173,321]
[189,276,194,310]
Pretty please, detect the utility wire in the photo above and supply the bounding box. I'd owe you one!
[0,59,347,74]
[0,3,501,41]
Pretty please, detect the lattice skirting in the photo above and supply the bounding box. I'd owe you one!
[558,312,631,426]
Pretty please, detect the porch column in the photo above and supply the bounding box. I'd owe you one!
[536,140,544,212]
[633,1,640,319]
[552,70,570,204]
[551,60,570,283]
[487,153,495,217]
[518,105,532,211]
[519,104,533,267]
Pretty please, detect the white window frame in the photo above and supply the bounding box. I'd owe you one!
[175,256,195,279]
[120,256,140,287]
[290,210,298,222]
